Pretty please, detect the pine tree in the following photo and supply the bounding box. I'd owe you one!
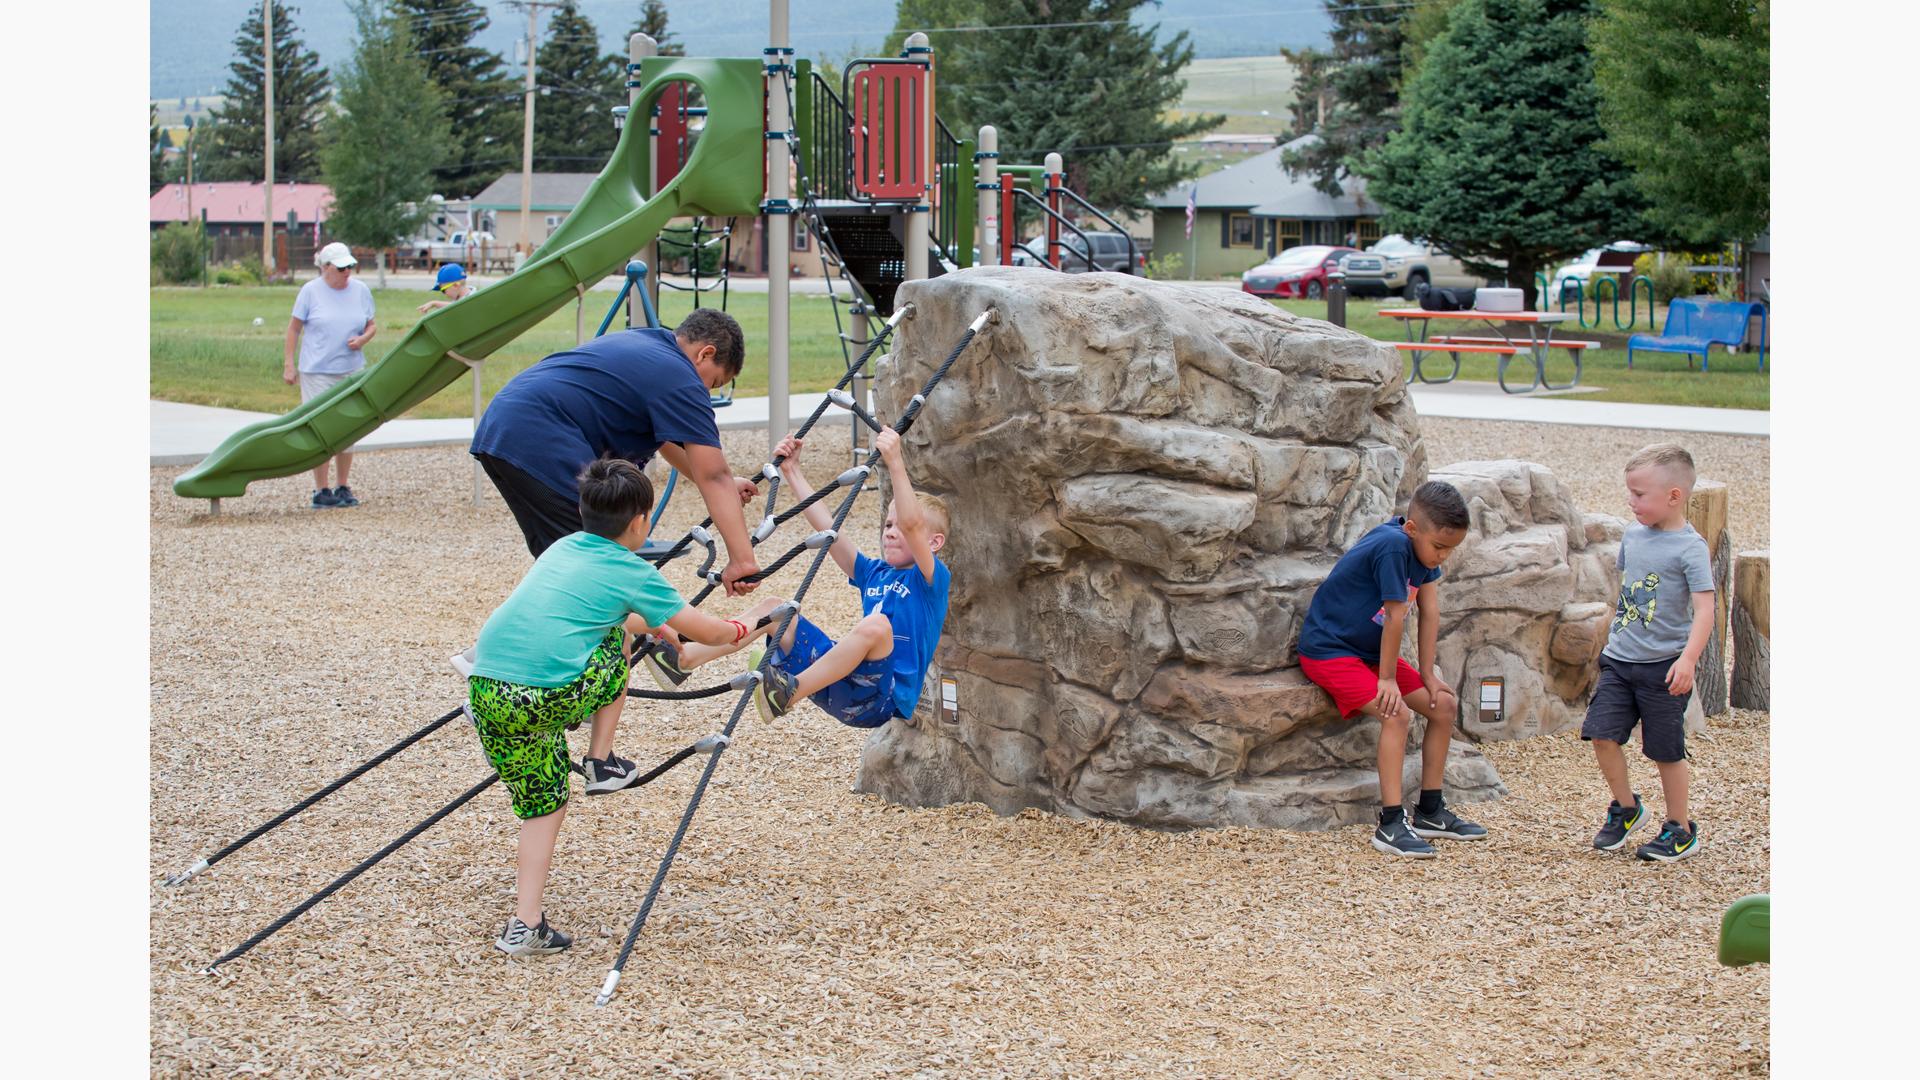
[390,0,516,195]
[324,0,452,284]
[943,0,1220,213]
[199,2,333,183]
[151,105,167,194]
[1282,1,1411,196]
[1590,0,1769,245]
[630,1,683,55]
[1364,0,1647,307]
[535,2,622,172]
[1279,45,1331,139]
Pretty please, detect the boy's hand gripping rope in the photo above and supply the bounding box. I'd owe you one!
[595,309,994,1006]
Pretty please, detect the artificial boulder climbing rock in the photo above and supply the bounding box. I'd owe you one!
[854,268,1614,830]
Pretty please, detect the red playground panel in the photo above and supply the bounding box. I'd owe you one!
[850,63,927,200]
[656,82,691,192]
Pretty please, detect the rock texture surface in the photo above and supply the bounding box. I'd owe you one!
[854,268,1616,830]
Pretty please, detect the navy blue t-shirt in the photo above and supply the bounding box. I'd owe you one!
[470,327,722,497]
[852,552,951,718]
[1297,517,1443,662]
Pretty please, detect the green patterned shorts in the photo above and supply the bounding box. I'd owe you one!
[468,627,629,819]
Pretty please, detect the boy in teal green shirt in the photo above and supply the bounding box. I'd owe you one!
[467,457,755,956]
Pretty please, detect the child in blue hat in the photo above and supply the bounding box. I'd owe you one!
[417,263,478,313]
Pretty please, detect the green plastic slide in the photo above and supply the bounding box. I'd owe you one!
[174,58,767,500]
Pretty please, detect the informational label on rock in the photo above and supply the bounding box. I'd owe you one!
[939,675,958,724]
[1479,677,1504,726]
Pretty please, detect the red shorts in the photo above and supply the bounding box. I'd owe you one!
[1299,655,1426,718]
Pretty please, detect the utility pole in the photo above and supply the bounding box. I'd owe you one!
[511,2,564,259]
[263,0,276,276]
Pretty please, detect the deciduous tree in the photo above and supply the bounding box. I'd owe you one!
[323,0,452,285]
[1590,0,1769,244]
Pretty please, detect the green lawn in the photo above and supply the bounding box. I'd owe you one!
[150,286,1768,417]
[1271,298,1769,411]
[149,285,873,419]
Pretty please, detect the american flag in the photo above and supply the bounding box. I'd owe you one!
[1185,184,1196,239]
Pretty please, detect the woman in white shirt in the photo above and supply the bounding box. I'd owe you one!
[283,242,377,508]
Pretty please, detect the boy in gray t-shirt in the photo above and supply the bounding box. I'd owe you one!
[1582,443,1717,862]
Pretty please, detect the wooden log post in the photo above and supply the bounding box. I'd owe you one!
[1731,550,1770,710]
[1685,480,1731,719]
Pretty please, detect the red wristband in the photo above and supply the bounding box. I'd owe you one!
[727,619,748,644]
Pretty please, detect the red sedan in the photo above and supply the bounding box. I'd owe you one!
[1240,245,1358,299]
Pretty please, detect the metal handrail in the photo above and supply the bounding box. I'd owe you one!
[1011,187,1096,272]
[806,71,853,202]
[1051,185,1138,272]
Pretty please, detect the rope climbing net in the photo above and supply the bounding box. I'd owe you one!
[169,305,996,1007]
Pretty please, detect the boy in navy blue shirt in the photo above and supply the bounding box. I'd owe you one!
[1298,480,1484,858]
[644,425,951,730]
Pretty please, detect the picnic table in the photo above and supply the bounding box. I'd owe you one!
[1381,308,1599,394]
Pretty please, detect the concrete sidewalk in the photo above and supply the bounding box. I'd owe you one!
[151,382,1765,467]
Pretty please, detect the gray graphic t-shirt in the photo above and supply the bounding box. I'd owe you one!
[1603,522,1715,663]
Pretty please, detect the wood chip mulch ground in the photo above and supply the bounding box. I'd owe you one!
[151,419,1768,1077]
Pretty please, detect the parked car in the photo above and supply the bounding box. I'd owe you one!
[1240,244,1357,299]
[1546,241,1652,306]
[411,230,495,264]
[1009,230,1144,273]
[1339,234,1487,300]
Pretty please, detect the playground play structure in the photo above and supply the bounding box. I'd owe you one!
[172,15,1125,506]
[164,10,1050,1005]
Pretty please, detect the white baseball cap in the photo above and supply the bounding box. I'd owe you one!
[315,241,358,269]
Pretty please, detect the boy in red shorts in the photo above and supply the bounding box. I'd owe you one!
[1297,480,1485,858]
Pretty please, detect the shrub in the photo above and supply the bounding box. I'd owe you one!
[1144,251,1185,281]
[151,223,208,284]
[1633,252,1696,303]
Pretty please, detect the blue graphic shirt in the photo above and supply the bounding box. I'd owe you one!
[852,552,951,718]
[1297,517,1443,662]
[470,327,721,498]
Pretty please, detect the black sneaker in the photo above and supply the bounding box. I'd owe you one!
[310,487,340,509]
[581,753,642,794]
[1410,803,1489,841]
[752,660,798,723]
[331,485,360,508]
[643,637,692,689]
[1635,819,1701,862]
[1372,816,1437,859]
[495,915,572,956]
[1593,794,1646,851]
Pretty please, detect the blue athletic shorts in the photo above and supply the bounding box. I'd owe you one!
[768,615,899,729]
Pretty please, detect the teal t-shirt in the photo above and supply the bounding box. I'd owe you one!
[472,532,688,687]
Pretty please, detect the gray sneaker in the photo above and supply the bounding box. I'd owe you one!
[310,488,340,509]
[495,915,572,956]
[581,753,641,795]
[1372,816,1437,859]
[1410,803,1489,841]
[331,485,360,508]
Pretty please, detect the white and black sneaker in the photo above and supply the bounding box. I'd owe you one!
[495,915,572,956]
[1410,803,1489,841]
[1372,815,1437,859]
[581,753,642,794]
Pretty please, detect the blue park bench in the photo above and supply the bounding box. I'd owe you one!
[1627,297,1768,372]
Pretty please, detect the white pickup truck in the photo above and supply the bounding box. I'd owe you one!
[411,231,494,264]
